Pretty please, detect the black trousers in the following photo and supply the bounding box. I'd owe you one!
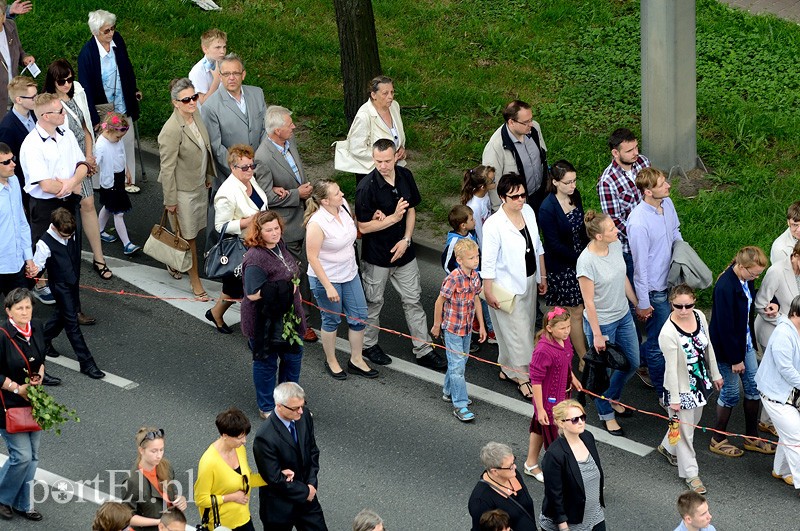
[0,266,27,298]
[29,194,81,244]
[44,281,94,366]
[261,498,328,531]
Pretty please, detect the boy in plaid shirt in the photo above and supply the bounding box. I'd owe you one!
[431,238,486,421]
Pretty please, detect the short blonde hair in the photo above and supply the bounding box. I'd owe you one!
[8,76,36,101]
[33,93,61,118]
[635,167,667,192]
[454,238,478,260]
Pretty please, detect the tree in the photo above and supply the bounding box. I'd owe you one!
[333,0,382,126]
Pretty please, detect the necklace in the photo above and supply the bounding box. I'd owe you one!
[267,245,293,275]
[484,472,514,496]
[521,225,532,253]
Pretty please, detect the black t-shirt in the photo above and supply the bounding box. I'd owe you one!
[355,166,421,268]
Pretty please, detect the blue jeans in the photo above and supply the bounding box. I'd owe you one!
[0,428,42,511]
[642,289,670,398]
[717,347,760,407]
[309,275,368,332]
[253,350,303,413]
[622,251,644,347]
[479,299,494,333]
[584,312,640,420]
[443,331,471,409]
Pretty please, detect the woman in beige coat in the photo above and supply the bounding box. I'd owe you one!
[158,78,216,300]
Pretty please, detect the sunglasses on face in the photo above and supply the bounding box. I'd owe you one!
[235,163,257,171]
[562,414,587,425]
[56,76,74,87]
[672,303,695,310]
[177,93,200,104]
[100,25,116,35]
[506,193,526,201]
[0,155,16,165]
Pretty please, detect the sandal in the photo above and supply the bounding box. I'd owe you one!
[743,438,777,455]
[685,476,707,494]
[193,290,210,302]
[517,381,534,400]
[499,371,511,382]
[709,438,743,458]
[772,471,794,486]
[92,260,113,280]
[523,462,544,482]
[166,265,182,280]
[759,421,778,437]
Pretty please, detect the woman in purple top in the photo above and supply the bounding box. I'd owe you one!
[523,307,582,482]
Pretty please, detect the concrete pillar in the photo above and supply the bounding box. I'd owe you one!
[641,0,698,175]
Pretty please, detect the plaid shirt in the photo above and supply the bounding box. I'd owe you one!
[597,154,650,253]
[439,267,482,336]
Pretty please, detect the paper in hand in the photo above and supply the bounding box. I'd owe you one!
[21,62,41,77]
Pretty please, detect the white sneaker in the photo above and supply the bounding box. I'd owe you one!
[33,285,56,305]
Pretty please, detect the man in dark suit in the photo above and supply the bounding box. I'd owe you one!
[253,382,327,531]
[0,75,36,214]
[0,5,35,122]
[254,106,317,342]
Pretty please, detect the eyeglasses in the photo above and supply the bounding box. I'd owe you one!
[177,93,200,104]
[744,266,762,279]
[43,108,64,116]
[672,303,695,310]
[562,414,587,425]
[505,192,526,201]
[280,402,304,413]
[494,458,516,471]
[139,428,165,445]
[56,76,74,87]
[100,25,116,35]
[220,71,243,78]
[235,163,257,171]
[512,118,534,126]
[0,155,16,165]
[560,179,577,186]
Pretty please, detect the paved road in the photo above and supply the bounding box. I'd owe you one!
[2,149,797,530]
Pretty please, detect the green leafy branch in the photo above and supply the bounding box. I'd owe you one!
[282,277,304,346]
[25,378,80,435]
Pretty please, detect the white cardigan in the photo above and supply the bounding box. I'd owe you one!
[213,174,268,235]
[754,257,800,348]
[333,99,406,174]
[480,203,544,294]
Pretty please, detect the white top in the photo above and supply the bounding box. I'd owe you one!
[480,203,544,294]
[188,56,213,109]
[213,173,268,235]
[32,226,69,269]
[466,194,491,246]
[306,201,359,284]
[333,99,406,174]
[94,134,126,189]
[770,227,796,264]
[0,28,11,74]
[20,124,86,199]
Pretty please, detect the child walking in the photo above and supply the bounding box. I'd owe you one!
[460,164,496,246]
[31,208,105,379]
[96,112,141,256]
[523,307,582,482]
[431,238,485,422]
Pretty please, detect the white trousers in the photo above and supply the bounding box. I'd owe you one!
[761,398,800,489]
[661,406,704,479]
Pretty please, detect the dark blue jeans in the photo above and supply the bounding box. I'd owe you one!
[253,350,303,413]
[641,289,670,399]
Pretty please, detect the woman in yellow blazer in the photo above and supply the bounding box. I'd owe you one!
[206,144,268,334]
[194,408,266,531]
[157,78,216,300]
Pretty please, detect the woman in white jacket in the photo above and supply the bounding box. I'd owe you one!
[207,144,268,334]
[481,173,546,399]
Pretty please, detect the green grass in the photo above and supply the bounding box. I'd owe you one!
[22,0,800,302]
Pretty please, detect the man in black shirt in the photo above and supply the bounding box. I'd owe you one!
[354,139,446,370]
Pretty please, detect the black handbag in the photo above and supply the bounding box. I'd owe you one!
[196,494,221,530]
[604,342,630,372]
[204,222,247,279]
[580,347,611,399]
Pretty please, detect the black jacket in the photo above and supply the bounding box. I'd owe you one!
[500,124,548,212]
[540,430,605,526]
[539,190,590,274]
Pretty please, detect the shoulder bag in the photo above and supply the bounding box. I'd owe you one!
[0,328,42,433]
[204,222,247,279]
[196,494,221,530]
[143,209,193,272]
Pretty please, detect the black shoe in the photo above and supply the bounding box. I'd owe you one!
[205,309,233,334]
[42,373,61,386]
[77,312,97,326]
[44,344,61,358]
[604,422,624,436]
[347,361,379,379]
[417,351,447,370]
[0,503,11,520]
[13,508,42,521]
[324,362,347,380]
[80,364,106,379]
[363,344,392,365]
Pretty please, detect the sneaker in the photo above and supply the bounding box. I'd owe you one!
[487,330,497,344]
[32,285,56,305]
[657,444,678,467]
[442,394,472,405]
[453,407,475,422]
[123,242,142,256]
[100,231,118,243]
[125,184,141,193]
[637,367,654,388]
[363,344,392,365]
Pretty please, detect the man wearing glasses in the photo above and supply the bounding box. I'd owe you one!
[201,52,266,187]
[482,99,548,212]
[253,382,328,531]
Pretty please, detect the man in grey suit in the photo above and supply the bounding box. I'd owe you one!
[200,52,266,187]
[254,106,318,342]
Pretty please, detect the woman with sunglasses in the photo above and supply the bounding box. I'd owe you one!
[44,59,113,285]
[658,284,723,494]
[481,173,546,400]
[121,427,187,531]
[194,408,266,531]
[157,77,216,301]
[708,246,776,457]
[540,399,605,531]
[207,144,268,334]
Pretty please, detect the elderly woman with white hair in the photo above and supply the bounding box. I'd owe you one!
[468,442,537,531]
[78,9,141,191]
[353,509,384,531]
[157,77,216,300]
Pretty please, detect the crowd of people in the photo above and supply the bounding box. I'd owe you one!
[0,5,799,530]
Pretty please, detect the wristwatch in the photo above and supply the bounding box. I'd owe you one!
[12,385,19,394]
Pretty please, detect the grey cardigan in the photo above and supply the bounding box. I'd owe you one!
[668,240,712,290]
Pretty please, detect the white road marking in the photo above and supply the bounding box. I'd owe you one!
[46,356,139,390]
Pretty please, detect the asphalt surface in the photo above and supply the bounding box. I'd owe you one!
[2,148,798,530]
